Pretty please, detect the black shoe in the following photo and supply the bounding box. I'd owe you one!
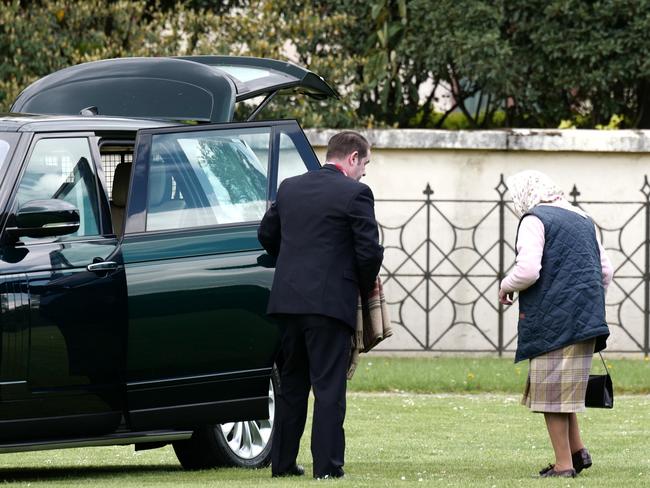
[539,467,576,478]
[539,447,592,476]
[272,464,305,477]
[539,464,555,476]
[314,467,344,479]
[572,447,592,474]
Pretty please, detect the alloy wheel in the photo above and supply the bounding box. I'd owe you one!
[218,380,275,459]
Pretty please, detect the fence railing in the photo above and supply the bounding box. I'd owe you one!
[375,174,650,356]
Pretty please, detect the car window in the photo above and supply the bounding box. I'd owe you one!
[0,140,11,169]
[146,127,270,231]
[0,140,9,166]
[0,132,19,170]
[277,132,310,188]
[14,137,101,240]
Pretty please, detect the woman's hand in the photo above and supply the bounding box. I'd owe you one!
[498,288,514,305]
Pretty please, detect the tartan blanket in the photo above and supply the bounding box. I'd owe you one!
[347,276,392,379]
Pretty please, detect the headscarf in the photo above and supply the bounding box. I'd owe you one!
[506,170,564,218]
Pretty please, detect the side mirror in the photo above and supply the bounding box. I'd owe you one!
[6,199,80,240]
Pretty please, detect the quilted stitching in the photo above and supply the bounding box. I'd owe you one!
[515,206,610,362]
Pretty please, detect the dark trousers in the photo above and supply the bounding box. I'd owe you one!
[271,314,352,478]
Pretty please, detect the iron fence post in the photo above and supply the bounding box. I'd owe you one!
[496,174,507,356]
[424,183,433,350]
[569,185,581,205]
[641,175,650,357]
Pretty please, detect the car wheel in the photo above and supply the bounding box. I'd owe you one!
[173,368,278,470]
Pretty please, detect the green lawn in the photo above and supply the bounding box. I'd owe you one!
[0,357,648,486]
[348,356,650,394]
[0,393,648,487]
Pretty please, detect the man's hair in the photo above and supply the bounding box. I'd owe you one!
[325,131,370,161]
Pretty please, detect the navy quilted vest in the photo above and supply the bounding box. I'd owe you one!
[514,206,609,362]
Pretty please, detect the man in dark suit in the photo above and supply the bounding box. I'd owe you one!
[258,131,384,479]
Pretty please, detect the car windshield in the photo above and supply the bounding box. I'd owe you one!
[0,133,18,170]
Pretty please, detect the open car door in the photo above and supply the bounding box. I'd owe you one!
[120,119,321,430]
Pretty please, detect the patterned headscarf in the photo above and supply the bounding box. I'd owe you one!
[506,170,564,218]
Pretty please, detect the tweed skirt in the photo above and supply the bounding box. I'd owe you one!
[521,339,596,413]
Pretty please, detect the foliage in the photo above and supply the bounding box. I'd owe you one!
[500,0,650,128]
[200,139,266,203]
[596,113,627,130]
[410,110,510,130]
[2,1,143,110]
[223,0,364,128]
[146,0,246,14]
[0,0,361,127]
[405,0,513,129]
[407,0,650,129]
[5,0,650,129]
[560,113,627,130]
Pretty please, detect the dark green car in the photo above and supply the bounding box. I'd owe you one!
[0,56,336,468]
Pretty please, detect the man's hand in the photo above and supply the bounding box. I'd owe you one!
[498,288,514,305]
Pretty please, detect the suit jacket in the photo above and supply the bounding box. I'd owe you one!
[258,165,384,329]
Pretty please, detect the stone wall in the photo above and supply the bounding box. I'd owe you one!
[304,129,650,357]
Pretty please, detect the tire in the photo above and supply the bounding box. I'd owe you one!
[173,368,278,470]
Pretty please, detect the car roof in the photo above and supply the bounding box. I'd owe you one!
[0,113,176,133]
[10,56,337,124]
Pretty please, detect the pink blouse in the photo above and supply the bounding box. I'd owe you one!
[500,201,613,294]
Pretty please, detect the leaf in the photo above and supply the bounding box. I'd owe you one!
[377,27,385,47]
[398,0,407,20]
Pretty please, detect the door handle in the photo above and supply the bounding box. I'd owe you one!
[87,261,118,272]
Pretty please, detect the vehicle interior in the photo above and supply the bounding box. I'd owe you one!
[98,133,270,236]
[98,140,134,237]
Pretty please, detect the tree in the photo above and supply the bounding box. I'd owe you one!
[405,0,513,128]
[503,0,650,128]
[0,0,362,127]
[0,0,168,111]
[407,0,650,129]
[5,0,650,129]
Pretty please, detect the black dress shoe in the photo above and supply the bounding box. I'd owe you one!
[272,464,305,477]
[572,447,592,474]
[314,467,344,479]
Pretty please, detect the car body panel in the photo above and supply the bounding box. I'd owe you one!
[0,55,327,456]
[175,55,338,101]
[11,58,235,123]
[0,115,174,133]
[122,227,278,430]
[0,137,127,441]
[121,121,286,429]
[11,57,337,123]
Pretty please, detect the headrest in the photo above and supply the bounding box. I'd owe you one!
[112,162,132,207]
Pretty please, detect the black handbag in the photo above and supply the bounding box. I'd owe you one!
[585,352,614,409]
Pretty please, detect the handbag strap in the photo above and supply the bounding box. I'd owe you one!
[597,352,611,377]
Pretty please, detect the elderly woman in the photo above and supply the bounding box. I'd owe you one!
[499,170,613,478]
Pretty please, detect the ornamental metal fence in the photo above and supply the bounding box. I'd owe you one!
[375,174,650,356]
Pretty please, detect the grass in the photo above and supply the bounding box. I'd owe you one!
[0,356,648,486]
[348,356,650,394]
[0,393,648,487]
